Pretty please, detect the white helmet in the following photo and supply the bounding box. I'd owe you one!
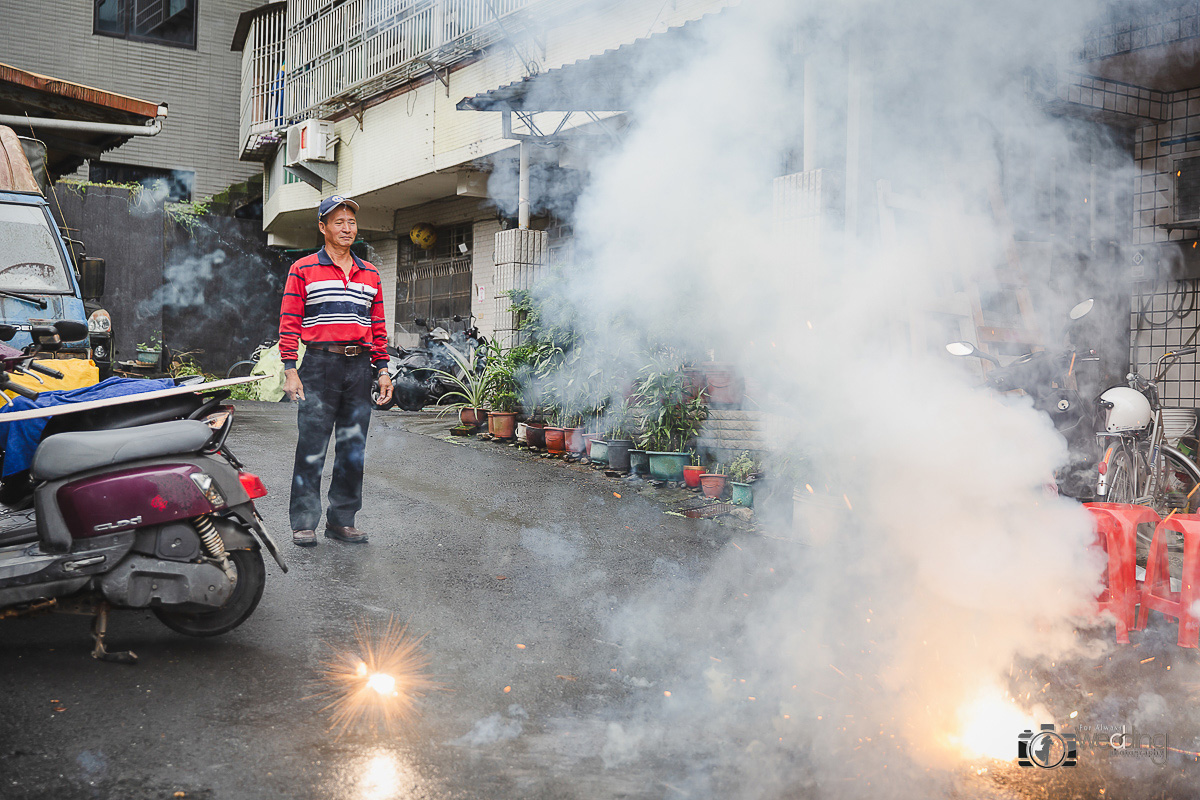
[1099,386,1152,433]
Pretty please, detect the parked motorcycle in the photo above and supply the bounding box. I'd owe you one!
[946,299,1100,499]
[375,314,489,411]
[0,320,286,663]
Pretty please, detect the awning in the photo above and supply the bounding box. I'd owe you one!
[456,12,718,114]
[0,63,166,180]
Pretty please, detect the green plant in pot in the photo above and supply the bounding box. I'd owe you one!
[602,400,639,473]
[481,341,522,439]
[729,450,756,506]
[430,346,491,429]
[634,356,707,482]
[136,333,163,366]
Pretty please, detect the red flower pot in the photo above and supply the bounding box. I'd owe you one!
[565,426,586,454]
[490,411,517,439]
[525,423,546,448]
[699,363,744,407]
[545,427,567,455]
[683,465,705,489]
[460,407,487,427]
[700,473,727,498]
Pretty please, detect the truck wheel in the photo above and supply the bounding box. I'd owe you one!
[153,548,266,637]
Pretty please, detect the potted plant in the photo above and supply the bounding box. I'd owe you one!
[729,451,756,506]
[634,356,707,483]
[430,346,490,429]
[700,464,727,498]
[136,332,163,366]
[481,342,520,439]
[604,401,637,473]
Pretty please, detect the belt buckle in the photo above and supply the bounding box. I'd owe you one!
[344,345,361,357]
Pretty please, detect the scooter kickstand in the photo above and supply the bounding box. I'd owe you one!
[91,603,137,665]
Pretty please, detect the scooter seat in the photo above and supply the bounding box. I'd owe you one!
[31,420,214,481]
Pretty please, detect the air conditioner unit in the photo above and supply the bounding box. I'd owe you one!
[283,119,337,189]
[286,119,334,163]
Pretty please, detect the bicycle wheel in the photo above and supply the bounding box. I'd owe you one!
[1104,445,1139,505]
[226,359,256,379]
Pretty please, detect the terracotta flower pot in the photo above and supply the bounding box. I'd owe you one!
[683,465,705,489]
[525,423,546,449]
[565,426,586,454]
[700,473,727,498]
[629,449,649,476]
[490,411,517,439]
[544,427,567,454]
[699,363,744,407]
[606,440,632,472]
[460,407,487,427]
[648,451,690,482]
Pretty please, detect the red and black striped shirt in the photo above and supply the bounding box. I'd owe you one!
[278,247,389,370]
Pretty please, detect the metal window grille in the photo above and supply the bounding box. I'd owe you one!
[395,256,473,336]
[1130,278,1200,406]
[239,5,288,160]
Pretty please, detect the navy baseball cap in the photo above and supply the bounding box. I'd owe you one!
[318,195,359,220]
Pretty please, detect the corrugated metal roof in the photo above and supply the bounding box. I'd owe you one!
[0,63,162,120]
[456,11,721,113]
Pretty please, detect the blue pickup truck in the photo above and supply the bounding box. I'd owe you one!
[0,125,111,383]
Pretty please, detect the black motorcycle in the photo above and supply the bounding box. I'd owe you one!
[375,314,488,411]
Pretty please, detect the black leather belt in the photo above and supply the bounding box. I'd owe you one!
[308,343,367,357]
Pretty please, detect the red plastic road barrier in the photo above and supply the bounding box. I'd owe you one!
[1135,513,1200,648]
[1085,502,1160,644]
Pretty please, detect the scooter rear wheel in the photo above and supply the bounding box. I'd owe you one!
[153,548,266,637]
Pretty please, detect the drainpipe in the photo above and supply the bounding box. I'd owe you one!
[518,139,531,230]
[0,115,165,137]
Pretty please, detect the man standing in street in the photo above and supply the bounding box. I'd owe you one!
[279,195,393,547]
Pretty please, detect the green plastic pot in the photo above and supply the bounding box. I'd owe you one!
[590,440,609,465]
[648,451,690,482]
[731,481,754,506]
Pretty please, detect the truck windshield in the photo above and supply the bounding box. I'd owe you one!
[0,204,72,293]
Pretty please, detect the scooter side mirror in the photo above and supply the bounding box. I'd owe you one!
[946,342,977,357]
[414,318,427,328]
[1069,298,1095,321]
[54,320,88,342]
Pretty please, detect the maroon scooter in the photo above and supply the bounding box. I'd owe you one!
[0,321,287,663]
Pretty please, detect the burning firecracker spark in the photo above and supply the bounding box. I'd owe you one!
[314,617,438,736]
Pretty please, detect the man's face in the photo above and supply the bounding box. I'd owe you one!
[319,206,357,248]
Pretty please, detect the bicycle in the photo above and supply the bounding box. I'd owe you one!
[1096,349,1200,520]
[226,338,277,380]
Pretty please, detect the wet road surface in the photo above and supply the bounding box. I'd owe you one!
[0,401,773,799]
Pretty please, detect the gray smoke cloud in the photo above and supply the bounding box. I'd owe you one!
[482,0,1180,794]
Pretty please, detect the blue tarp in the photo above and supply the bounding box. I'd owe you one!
[0,377,176,476]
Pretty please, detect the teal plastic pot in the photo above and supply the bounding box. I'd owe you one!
[648,451,690,482]
[590,440,609,465]
[731,481,754,507]
[629,449,649,476]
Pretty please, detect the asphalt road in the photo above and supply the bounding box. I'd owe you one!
[0,401,785,800]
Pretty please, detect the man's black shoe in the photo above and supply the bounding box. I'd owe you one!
[325,525,368,544]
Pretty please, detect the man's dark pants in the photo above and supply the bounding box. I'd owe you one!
[289,350,373,531]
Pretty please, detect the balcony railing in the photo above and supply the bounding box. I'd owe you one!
[239,4,287,161]
[285,0,533,119]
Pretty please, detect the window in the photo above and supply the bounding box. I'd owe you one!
[90,161,195,202]
[94,0,197,48]
[396,224,474,335]
[0,205,73,294]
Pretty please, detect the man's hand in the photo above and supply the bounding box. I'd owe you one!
[377,371,393,405]
[283,368,305,402]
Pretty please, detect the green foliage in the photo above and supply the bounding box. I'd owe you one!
[729,451,756,483]
[633,353,707,453]
[137,332,163,352]
[429,346,491,417]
